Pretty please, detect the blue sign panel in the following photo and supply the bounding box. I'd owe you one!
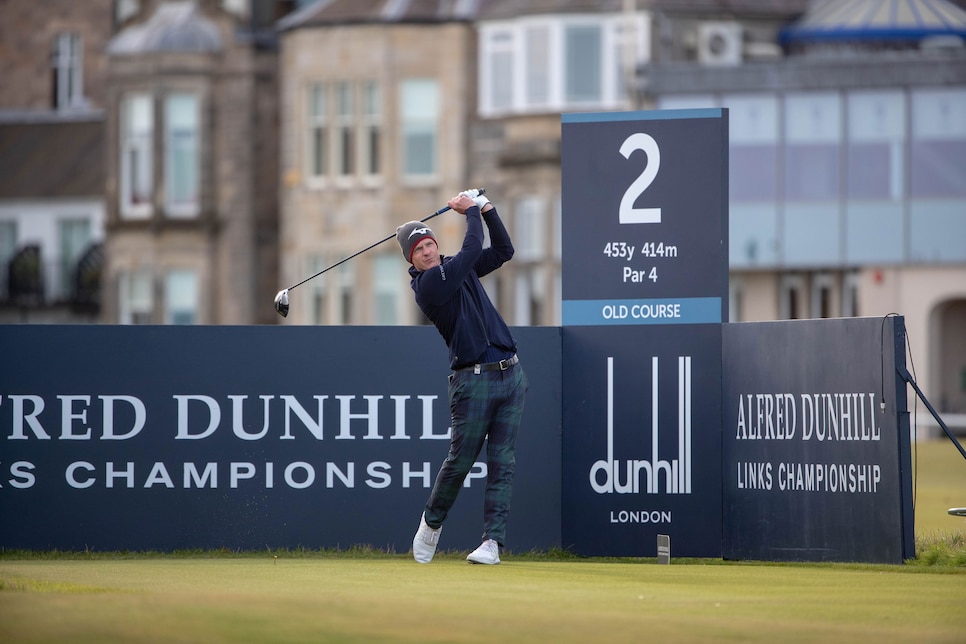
[721,316,915,563]
[560,109,729,556]
[0,326,562,553]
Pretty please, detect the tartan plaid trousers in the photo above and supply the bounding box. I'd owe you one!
[423,362,528,547]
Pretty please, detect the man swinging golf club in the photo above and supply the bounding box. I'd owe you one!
[397,189,528,565]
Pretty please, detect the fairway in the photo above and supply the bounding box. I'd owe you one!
[1,557,965,643]
[2,437,964,643]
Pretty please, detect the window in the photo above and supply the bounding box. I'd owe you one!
[305,80,381,183]
[309,255,327,324]
[165,94,200,217]
[373,254,400,324]
[729,278,743,323]
[565,24,602,104]
[779,274,804,320]
[847,91,904,201]
[0,220,17,298]
[525,26,550,106]
[514,267,546,326]
[335,82,354,177]
[119,271,153,324]
[911,89,966,198]
[120,94,154,218]
[514,196,543,262]
[52,33,83,110]
[811,273,834,319]
[58,219,91,300]
[842,271,859,318]
[308,83,328,178]
[784,93,841,202]
[401,79,438,178]
[362,81,381,177]
[479,13,649,116]
[165,270,198,324]
[338,261,354,325]
[486,29,515,112]
[724,94,779,203]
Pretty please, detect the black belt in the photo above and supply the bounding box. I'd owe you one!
[456,354,518,374]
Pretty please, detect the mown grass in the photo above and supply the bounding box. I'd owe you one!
[1,438,963,643]
[1,556,964,643]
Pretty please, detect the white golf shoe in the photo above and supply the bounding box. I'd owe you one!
[412,513,441,563]
[466,539,500,565]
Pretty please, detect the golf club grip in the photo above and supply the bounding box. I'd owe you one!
[284,189,486,292]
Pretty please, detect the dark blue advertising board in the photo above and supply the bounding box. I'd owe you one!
[721,316,915,563]
[0,326,562,552]
[560,109,729,556]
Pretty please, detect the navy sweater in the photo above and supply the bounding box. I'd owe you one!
[408,205,517,370]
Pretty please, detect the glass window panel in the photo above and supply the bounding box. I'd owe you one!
[121,93,153,216]
[401,79,438,177]
[336,82,354,176]
[911,89,966,198]
[848,143,893,199]
[785,92,841,143]
[730,146,778,202]
[911,141,966,198]
[565,24,602,103]
[58,219,91,299]
[784,93,842,202]
[785,145,839,201]
[165,270,197,325]
[165,93,199,215]
[725,94,778,144]
[52,33,82,109]
[362,81,380,176]
[483,29,514,113]
[338,261,354,325]
[491,52,514,110]
[373,254,399,325]
[848,91,904,201]
[525,25,550,106]
[514,196,543,261]
[119,271,153,324]
[308,83,327,177]
[0,220,17,297]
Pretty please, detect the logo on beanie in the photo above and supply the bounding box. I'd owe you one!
[408,227,432,239]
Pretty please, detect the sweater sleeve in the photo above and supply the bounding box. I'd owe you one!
[412,206,485,306]
[474,205,514,278]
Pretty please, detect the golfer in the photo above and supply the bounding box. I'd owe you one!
[396,189,528,565]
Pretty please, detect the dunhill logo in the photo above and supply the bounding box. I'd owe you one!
[589,356,692,495]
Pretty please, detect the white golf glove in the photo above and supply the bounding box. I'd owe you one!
[460,188,490,210]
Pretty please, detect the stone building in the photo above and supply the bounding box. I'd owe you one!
[0,0,115,322]
[275,0,481,326]
[102,0,289,324]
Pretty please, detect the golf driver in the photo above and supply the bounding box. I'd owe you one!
[274,188,486,317]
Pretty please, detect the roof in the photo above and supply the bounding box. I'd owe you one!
[780,0,966,44]
[108,1,223,55]
[278,0,483,30]
[0,117,105,199]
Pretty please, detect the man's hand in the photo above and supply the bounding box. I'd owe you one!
[448,193,477,214]
[460,189,491,211]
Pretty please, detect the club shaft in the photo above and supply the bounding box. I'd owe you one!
[284,206,450,293]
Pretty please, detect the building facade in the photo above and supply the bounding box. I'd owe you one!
[102,0,287,324]
[0,0,116,322]
[276,0,480,326]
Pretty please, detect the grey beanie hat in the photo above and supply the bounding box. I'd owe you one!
[396,221,436,263]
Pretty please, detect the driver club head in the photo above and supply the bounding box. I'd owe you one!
[274,289,289,317]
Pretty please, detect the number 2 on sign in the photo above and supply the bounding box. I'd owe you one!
[619,132,661,224]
